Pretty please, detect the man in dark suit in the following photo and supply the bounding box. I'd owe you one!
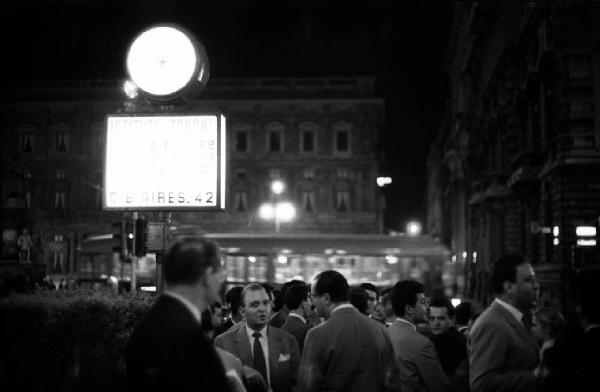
[387,280,447,392]
[216,286,244,336]
[215,283,300,392]
[429,297,468,377]
[126,237,232,392]
[281,284,312,353]
[297,270,400,392]
[269,280,305,328]
[429,297,469,392]
[469,254,541,392]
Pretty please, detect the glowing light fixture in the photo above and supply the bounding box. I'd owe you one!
[576,226,596,237]
[406,221,422,236]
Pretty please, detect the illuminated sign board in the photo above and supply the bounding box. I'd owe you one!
[104,114,226,210]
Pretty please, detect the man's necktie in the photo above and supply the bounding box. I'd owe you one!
[253,331,268,385]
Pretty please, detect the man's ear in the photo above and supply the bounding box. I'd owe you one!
[503,281,516,294]
[322,292,332,305]
[404,303,412,317]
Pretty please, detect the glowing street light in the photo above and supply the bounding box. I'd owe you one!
[271,180,285,195]
[259,201,296,232]
[406,221,422,236]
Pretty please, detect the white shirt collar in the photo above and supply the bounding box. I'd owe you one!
[163,290,201,323]
[246,323,268,341]
[395,317,416,330]
[494,298,523,324]
[288,312,307,324]
[331,303,354,315]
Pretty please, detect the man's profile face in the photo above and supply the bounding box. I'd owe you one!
[311,281,329,319]
[514,262,539,312]
[242,289,271,330]
[412,293,428,323]
[364,289,377,316]
[429,306,452,335]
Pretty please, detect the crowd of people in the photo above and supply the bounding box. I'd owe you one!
[125,237,599,392]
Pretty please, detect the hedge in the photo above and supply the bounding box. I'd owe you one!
[0,288,153,392]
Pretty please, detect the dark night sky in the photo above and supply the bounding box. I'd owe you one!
[3,0,453,232]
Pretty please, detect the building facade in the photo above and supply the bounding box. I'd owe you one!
[428,3,600,307]
[1,77,384,279]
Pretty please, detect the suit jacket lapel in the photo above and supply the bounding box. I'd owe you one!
[493,302,538,350]
[235,324,254,367]
[267,326,280,385]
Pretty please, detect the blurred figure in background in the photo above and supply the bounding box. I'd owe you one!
[269,280,305,328]
[359,282,380,318]
[216,286,244,336]
[281,284,312,353]
[349,287,370,316]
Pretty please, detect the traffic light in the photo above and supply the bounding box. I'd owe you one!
[112,221,125,254]
[125,221,134,255]
[135,219,148,257]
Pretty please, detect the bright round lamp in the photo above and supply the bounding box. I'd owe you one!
[126,25,209,103]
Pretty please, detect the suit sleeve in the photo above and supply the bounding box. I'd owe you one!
[296,328,323,392]
[415,340,447,392]
[469,322,536,392]
[288,333,301,388]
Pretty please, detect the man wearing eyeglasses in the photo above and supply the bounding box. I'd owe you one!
[297,270,400,392]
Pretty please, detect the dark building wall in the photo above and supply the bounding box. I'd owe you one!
[430,3,600,306]
[1,77,384,275]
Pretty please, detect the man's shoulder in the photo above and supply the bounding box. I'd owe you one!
[269,325,297,343]
[215,323,243,345]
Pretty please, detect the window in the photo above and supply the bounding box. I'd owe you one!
[336,131,349,152]
[336,190,350,212]
[265,121,286,153]
[22,132,34,153]
[301,131,315,152]
[234,192,247,212]
[302,191,316,212]
[235,131,248,152]
[333,121,352,154]
[56,132,69,153]
[269,131,283,152]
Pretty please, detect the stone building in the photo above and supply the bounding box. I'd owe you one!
[428,3,600,307]
[0,77,384,278]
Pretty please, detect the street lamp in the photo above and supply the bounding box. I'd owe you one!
[259,201,296,232]
[259,180,296,232]
[406,221,422,236]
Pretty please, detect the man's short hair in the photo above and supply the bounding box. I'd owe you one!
[454,301,473,325]
[349,287,370,315]
[164,237,222,285]
[225,286,244,316]
[390,280,425,317]
[241,283,268,307]
[491,254,527,295]
[284,284,308,310]
[429,297,455,318]
[313,270,349,302]
[359,283,380,300]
